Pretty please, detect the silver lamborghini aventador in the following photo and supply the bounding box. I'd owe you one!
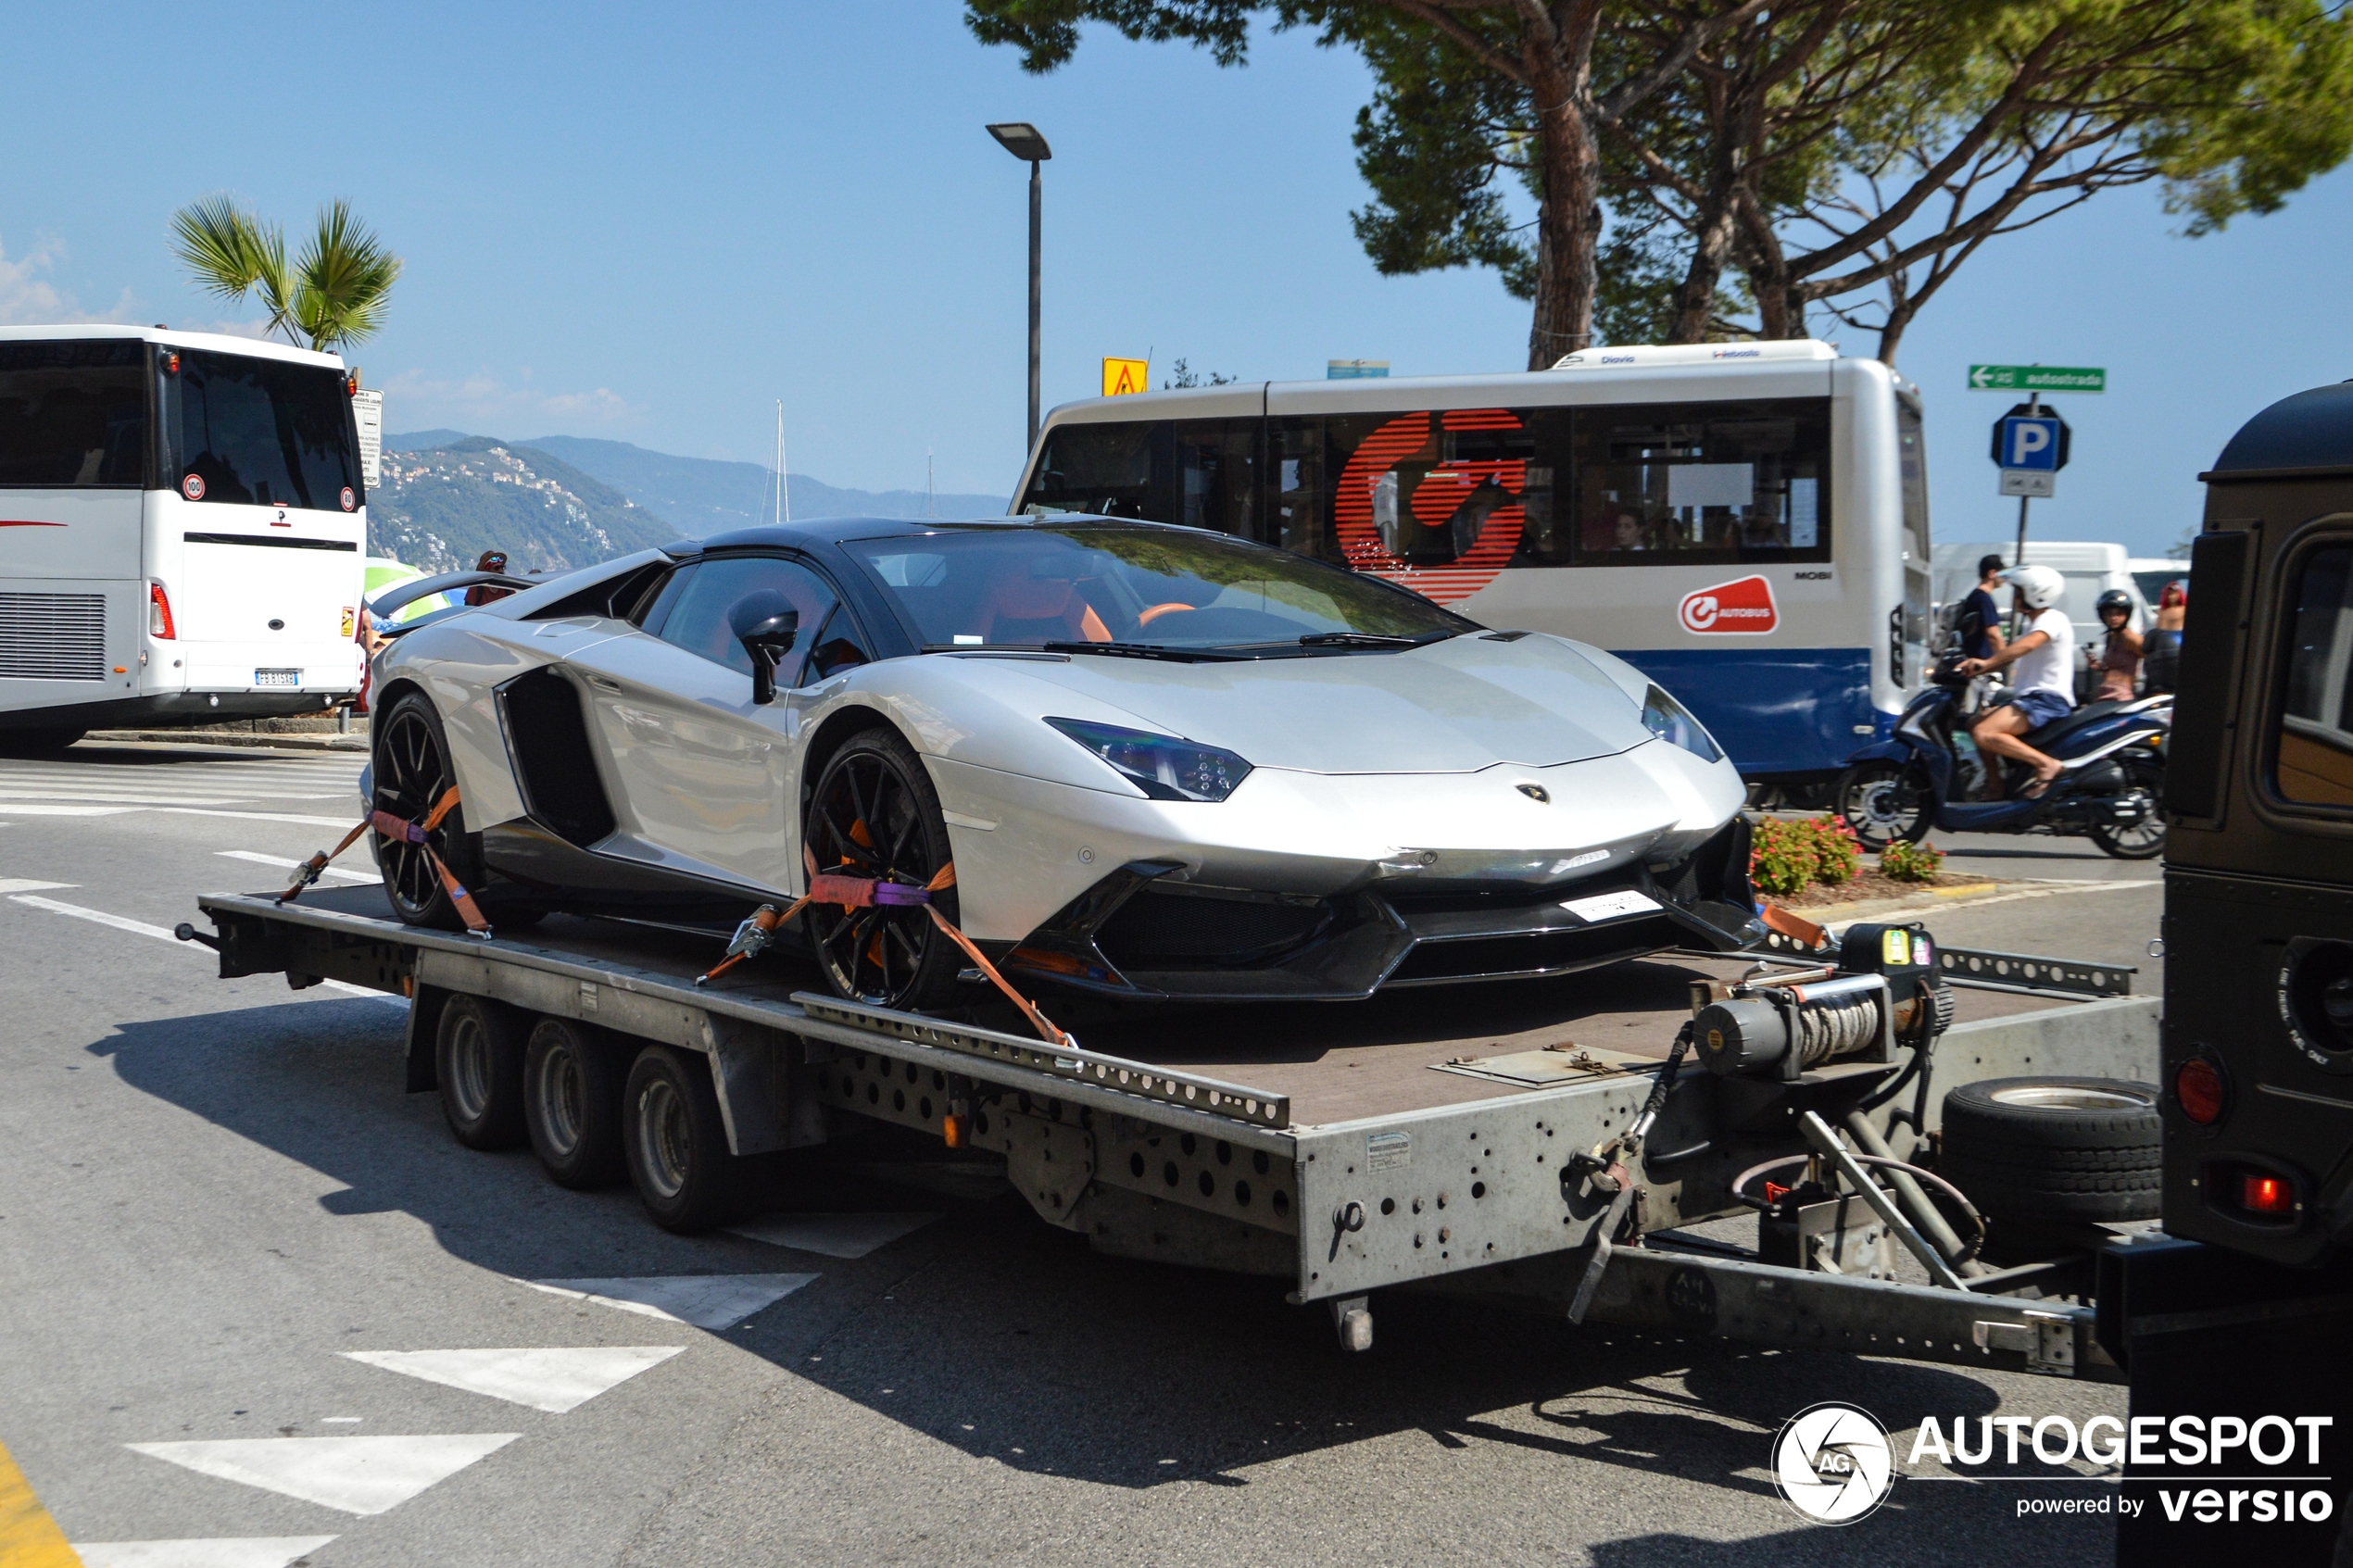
[364,515,1759,1010]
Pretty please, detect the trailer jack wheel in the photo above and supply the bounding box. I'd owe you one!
[1329,1294,1373,1354]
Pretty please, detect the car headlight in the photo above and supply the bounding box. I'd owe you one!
[1045,717,1253,802]
[1642,684,1723,763]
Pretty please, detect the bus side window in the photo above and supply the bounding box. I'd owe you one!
[1572,398,1831,566]
[1022,422,1170,521]
[1173,419,1258,540]
[1268,415,1332,563]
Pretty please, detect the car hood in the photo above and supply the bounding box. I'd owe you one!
[971,633,1655,773]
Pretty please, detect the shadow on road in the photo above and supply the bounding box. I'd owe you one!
[84,996,2108,1561]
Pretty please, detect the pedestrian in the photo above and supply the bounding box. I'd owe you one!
[2094,588,2144,702]
[1959,554,2007,661]
[2144,580,2187,693]
[463,549,516,606]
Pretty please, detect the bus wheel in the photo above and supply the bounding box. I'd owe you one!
[1835,761,1933,848]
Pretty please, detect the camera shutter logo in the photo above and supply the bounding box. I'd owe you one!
[1772,1402,1894,1524]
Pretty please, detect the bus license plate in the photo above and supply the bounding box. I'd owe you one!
[254,668,300,688]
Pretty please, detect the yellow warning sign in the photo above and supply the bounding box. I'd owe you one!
[1101,358,1149,397]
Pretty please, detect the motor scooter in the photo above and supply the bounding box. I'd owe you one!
[1833,655,2171,859]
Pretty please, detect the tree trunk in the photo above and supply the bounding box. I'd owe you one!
[1667,199,1737,343]
[1524,29,1603,369]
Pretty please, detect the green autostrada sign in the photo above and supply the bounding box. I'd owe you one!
[1969,363,2107,393]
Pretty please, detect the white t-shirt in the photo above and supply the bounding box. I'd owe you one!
[2009,607,2075,701]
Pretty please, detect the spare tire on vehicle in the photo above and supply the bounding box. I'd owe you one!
[1939,1076,2161,1237]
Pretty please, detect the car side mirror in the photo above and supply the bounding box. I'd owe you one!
[738,610,799,705]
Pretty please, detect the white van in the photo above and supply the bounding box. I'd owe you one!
[1,326,366,751]
[1932,539,2148,668]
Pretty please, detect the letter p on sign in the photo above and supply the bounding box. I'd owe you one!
[2002,415,2063,471]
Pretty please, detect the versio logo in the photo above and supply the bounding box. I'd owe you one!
[1678,574,1778,634]
[1773,1402,1894,1524]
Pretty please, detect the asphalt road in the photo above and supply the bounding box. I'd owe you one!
[0,741,2164,1568]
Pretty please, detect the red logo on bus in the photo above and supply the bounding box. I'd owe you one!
[1679,575,1778,634]
[1332,408,1526,604]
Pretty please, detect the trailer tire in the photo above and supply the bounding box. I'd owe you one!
[524,1017,626,1189]
[436,995,529,1150]
[1940,1076,2160,1226]
[623,1046,742,1234]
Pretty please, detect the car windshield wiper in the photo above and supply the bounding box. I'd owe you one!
[1038,640,1239,662]
[1293,631,1454,648]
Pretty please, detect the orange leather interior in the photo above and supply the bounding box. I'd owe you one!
[978,570,1113,642]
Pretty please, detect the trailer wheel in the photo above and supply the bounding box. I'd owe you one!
[1939,1076,2160,1228]
[524,1017,625,1189]
[436,995,529,1150]
[623,1046,742,1234]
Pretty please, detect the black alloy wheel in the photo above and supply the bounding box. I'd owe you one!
[372,692,484,929]
[1833,760,1935,849]
[802,728,963,1011]
[2086,753,2167,860]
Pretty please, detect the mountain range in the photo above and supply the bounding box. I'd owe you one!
[372,431,1010,574]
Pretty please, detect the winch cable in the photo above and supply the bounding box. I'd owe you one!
[278,785,490,935]
[1730,1145,1987,1271]
[1567,1022,1692,1324]
[695,854,1072,1048]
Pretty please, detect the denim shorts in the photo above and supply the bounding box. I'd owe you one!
[1996,688,2073,729]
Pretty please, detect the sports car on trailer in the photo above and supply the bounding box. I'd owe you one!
[363,516,1759,1010]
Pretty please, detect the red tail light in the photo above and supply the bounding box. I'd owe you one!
[2243,1173,2294,1214]
[148,583,176,640]
[2174,1057,2225,1124]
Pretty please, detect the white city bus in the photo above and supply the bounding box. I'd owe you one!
[1013,340,1931,787]
[0,326,366,752]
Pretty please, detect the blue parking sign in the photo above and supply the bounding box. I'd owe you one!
[1987,407,2070,472]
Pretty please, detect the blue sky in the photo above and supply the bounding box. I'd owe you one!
[4,2,2348,557]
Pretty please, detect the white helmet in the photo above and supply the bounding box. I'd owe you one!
[2002,563,2066,611]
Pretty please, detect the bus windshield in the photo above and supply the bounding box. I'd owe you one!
[847,523,1476,655]
[168,350,360,511]
[0,340,150,488]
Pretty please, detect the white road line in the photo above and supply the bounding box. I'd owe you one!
[7,895,404,1006]
[72,1537,341,1568]
[727,1211,937,1259]
[0,790,280,807]
[0,878,75,893]
[523,1275,817,1329]
[216,850,374,884]
[155,808,362,828]
[124,1435,519,1516]
[0,803,142,816]
[342,1347,684,1413]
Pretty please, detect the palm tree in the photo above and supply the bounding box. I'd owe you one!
[169,196,401,352]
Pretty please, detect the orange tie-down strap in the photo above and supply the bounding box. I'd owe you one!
[279,786,490,935]
[1759,903,1829,951]
[697,859,1070,1047]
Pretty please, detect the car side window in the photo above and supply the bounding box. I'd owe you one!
[2274,543,2353,808]
[652,555,839,681]
[805,604,872,683]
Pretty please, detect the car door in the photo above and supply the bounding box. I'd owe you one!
[561,553,843,894]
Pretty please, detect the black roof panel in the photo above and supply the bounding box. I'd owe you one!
[2211,383,2353,475]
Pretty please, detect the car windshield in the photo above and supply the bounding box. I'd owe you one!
[845,523,1476,655]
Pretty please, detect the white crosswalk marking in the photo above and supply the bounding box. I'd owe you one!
[71,1537,340,1568]
[343,1346,684,1413]
[126,1434,519,1515]
[524,1275,817,1329]
[216,850,374,884]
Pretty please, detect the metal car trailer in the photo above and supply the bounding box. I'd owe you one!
[182,884,2158,1383]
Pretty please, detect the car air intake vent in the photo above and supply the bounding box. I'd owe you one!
[1389,916,1679,984]
[1096,887,1328,970]
[0,593,106,681]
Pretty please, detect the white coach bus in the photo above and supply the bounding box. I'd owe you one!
[0,326,366,753]
[1013,340,1931,788]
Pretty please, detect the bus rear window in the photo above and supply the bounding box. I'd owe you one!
[0,340,150,488]
[168,350,359,511]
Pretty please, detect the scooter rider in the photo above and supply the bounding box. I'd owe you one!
[1957,564,2074,798]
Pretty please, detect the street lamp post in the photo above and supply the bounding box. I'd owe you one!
[987,122,1051,456]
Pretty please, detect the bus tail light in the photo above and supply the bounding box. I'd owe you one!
[148,583,177,640]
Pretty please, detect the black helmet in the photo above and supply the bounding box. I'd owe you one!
[2095,588,2133,617]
